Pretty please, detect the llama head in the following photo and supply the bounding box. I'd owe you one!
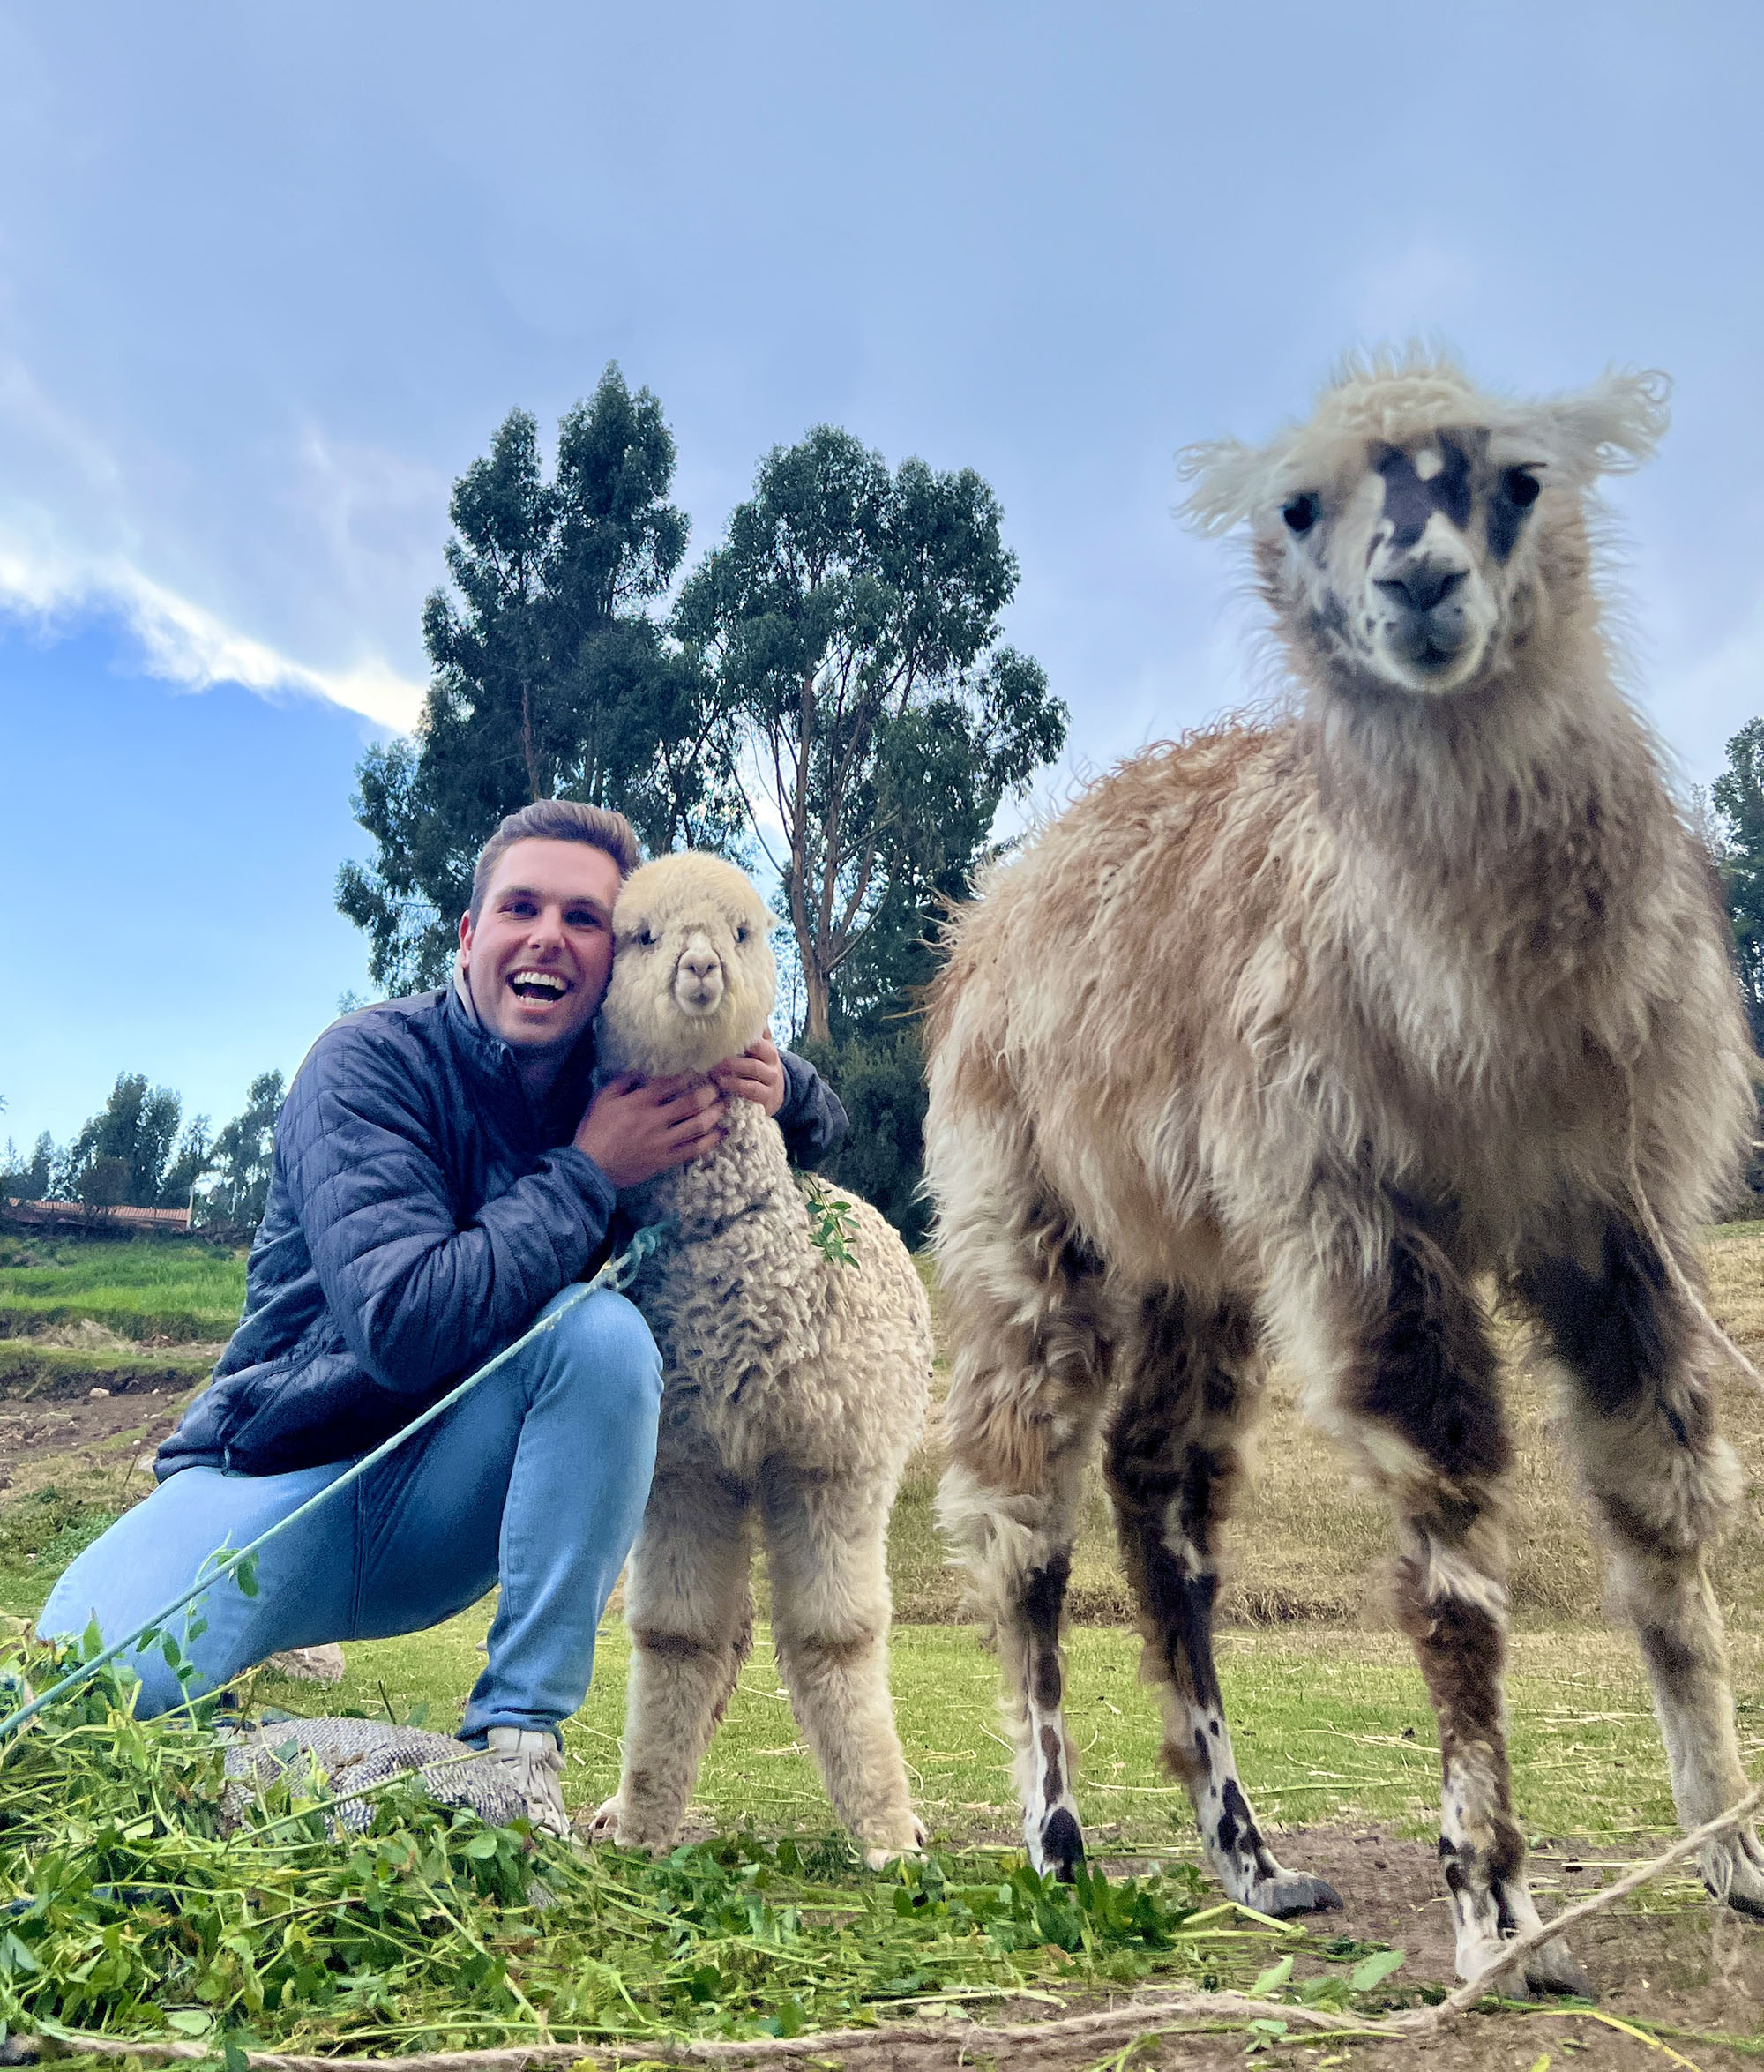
[1177,353,1670,701]
[598,852,778,1077]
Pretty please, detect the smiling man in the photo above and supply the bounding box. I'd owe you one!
[41,801,848,1835]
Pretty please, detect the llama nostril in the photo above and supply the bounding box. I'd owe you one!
[1377,565,1465,615]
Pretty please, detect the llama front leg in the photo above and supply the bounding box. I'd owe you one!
[1521,1219,1764,1915]
[1105,1291,1340,1918]
[762,1469,923,1869]
[589,1471,753,1852]
[1274,1220,1584,1995]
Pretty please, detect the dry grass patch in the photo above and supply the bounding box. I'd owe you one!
[890,1227,1764,1630]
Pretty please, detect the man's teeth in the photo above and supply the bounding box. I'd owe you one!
[510,969,570,999]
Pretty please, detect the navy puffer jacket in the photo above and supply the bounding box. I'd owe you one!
[156,986,847,1480]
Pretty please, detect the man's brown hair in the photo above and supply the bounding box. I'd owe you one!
[467,800,641,921]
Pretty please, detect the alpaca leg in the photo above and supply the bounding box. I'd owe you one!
[1270,1217,1583,1995]
[1519,1217,1764,1915]
[588,1471,753,1851]
[1104,1290,1340,1918]
[936,1191,1116,1881]
[761,1469,923,1868]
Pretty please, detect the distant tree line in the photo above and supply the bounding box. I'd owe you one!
[0,1069,286,1230]
[339,366,1068,1242]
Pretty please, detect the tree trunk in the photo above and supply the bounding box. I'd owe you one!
[803,961,832,1045]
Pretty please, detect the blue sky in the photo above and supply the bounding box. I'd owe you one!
[4,1,1762,1151]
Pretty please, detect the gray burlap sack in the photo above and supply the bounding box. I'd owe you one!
[222,1717,532,1831]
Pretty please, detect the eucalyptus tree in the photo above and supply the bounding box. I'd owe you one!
[676,427,1065,1042]
[339,365,739,991]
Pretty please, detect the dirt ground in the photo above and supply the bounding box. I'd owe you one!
[0,1357,206,1499]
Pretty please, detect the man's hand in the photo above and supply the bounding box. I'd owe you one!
[709,1035,788,1118]
[574,1073,727,1189]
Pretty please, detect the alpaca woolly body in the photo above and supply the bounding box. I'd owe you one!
[925,354,1760,1995]
[622,1097,927,1491]
[587,850,931,1867]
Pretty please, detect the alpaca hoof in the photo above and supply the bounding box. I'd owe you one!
[584,1796,622,1841]
[1030,1806,1085,1882]
[859,1813,929,1870]
[1245,1872,1342,1919]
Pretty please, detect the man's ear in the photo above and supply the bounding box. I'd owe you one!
[458,909,474,962]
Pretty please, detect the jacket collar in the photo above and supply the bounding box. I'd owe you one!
[443,973,599,1148]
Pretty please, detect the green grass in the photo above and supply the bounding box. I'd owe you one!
[0,1233,245,1343]
[256,1608,1764,1851]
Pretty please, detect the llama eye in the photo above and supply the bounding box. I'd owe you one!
[1282,493,1319,535]
[1501,468,1542,509]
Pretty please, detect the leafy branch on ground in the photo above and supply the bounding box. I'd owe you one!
[0,1634,1417,2057]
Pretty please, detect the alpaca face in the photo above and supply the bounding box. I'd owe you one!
[1269,428,1545,697]
[599,854,778,1077]
[1177,357,1671,706]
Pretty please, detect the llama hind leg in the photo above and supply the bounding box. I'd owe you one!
[1105,1290,1340,1919]
[1520,1218,1764,1916]
[589,1472,753,1852]
[762,1470,923,1869]
[1271,1222,1584,1996]
[935,1203,1116,1881]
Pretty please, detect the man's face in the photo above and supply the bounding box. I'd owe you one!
[459,838,624,1058]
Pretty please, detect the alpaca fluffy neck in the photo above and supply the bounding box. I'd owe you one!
[625,1096,796,1243]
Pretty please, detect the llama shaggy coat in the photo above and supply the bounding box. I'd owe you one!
[587,851,931,1866]
[924,354,1760,1994]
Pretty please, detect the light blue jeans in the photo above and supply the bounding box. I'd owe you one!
[39,1288,662,1741]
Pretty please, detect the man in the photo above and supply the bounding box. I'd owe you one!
[41,800,847,1834]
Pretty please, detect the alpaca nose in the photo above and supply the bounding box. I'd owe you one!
[1377,562,1465,615]
[679,946,721,986]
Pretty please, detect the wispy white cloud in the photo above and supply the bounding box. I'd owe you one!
[0,348,430,730]
[0,540,425,730]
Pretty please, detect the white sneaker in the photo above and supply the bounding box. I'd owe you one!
[481,1726,570,1837]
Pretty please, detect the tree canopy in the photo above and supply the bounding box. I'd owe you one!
[338,365,739,991]
[1713,716,1764,1049]
[201,1070,287,1230]
[63,1073,211,1209]
[676,426,1065,1041]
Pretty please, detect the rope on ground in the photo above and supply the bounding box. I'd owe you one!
[18,1773,1764,2069]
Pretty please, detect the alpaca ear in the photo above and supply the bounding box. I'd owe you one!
[1520,369,1671,482]
[1176,437,1277,536]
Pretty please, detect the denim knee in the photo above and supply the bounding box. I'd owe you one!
[549,1288,662,1433]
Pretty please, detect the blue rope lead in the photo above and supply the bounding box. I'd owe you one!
[0,1221,671,1746]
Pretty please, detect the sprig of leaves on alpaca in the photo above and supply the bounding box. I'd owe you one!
[801,1177,859,1268]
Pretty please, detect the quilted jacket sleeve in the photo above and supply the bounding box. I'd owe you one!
[280,1021,617,1399]
[776,1048,849,1171]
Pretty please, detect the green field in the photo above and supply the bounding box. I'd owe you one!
[0,1231,247,1343]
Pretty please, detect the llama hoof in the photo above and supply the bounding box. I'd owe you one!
[1705,1829,1764,1917]
[1029,1806,1086,1882]
[1244,1871,1342,1919]
[1465,1930,1589,2001]
[1521,1934,1592,2000]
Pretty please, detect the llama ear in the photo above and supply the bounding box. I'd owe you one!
[1520,369,1671,482]
[1176,437,1277,535]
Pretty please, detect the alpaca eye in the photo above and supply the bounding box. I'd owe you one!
[1282,493,1319,535]
[635,928,655,947]
[735,925,749,944]
[1502,468,1542,509]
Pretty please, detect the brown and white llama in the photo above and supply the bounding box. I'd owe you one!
[923,355,1762,1993]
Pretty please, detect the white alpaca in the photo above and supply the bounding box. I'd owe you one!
[587,852,931,1866]
[924,354,1762,1993]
